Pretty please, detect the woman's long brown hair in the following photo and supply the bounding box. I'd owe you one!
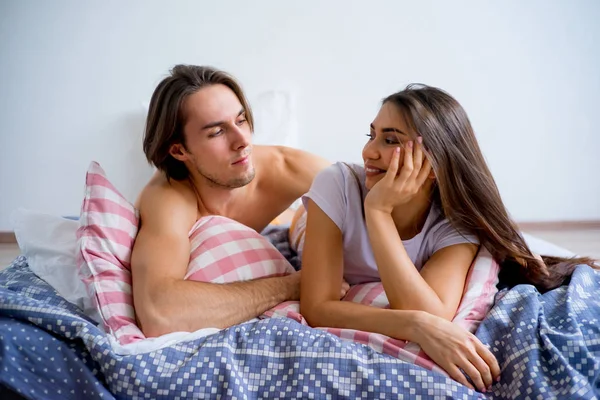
[384,84,597,292]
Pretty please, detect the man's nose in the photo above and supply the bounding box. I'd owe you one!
[231,125,250,150]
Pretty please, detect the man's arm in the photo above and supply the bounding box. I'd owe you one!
[131,183,300,337]
[277,146,331,199]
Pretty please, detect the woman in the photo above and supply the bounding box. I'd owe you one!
[293,84,597,392]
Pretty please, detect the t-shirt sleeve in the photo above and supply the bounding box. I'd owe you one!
[430,219,480,255]
[301,163,347,232]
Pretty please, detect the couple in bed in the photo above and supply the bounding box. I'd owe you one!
[131,65,596,392]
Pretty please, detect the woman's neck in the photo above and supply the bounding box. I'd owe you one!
[391,185,434,240]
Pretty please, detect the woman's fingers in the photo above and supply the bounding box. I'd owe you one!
[397,141,414,182]
[412,137,423,176]
[475,341,501,383]
[384,147,401,183]
[444,364,475,391]
[457,357,486,392]
[467,349,493,390]
[416,158,432,187]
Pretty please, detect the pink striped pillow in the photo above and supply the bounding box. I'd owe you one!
[185,215,295,283]
[76,162,295,345]
[261,247,499,374]
[452,246,500,332]
[342,246,500,333]
[76,162,144,344]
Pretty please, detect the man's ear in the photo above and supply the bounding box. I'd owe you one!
[169,143,188,162]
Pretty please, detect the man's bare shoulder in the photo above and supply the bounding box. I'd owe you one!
[135,171,198,231]
[253,145,331,200]
[253,145,330,179]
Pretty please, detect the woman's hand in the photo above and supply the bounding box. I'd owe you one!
[412,311,501,392]
[364,139,432,214]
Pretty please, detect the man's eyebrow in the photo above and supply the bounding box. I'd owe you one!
[370,123,407,135]
[201,109,245,130]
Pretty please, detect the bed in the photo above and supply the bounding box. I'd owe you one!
[1,228,599,399]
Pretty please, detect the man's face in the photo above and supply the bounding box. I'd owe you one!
[172,84,255,188]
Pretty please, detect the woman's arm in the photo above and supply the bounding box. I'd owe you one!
[299,199,499,392]
[365,208,478,319]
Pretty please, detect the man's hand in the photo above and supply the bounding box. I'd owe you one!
[341,281,350,298]
[283,272,348,301]
[284,272,301,301]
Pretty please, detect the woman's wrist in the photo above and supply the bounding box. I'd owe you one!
[364,204,393,217]
[408,310,433,342]
[390,309,427,342]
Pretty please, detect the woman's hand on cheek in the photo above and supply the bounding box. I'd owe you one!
[364,138,432,214]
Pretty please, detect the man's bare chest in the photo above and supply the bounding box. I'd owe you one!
[219,191,292,232]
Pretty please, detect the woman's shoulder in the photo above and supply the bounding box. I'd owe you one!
[425,205,458,233]
[313,162,364,186]
[305,161,366,210]
[302,162,365,232]
[424,205,479,246]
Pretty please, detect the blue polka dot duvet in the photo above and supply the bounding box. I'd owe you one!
[1,255,599,399]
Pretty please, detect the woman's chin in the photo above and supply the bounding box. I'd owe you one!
[364,175,383,190]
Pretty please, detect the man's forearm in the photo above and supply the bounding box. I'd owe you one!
[139,274,298,337]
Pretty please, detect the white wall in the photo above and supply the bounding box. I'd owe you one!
[1,0,599,230]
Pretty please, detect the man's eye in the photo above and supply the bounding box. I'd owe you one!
[209,129,224,138]
[236,119,247,126]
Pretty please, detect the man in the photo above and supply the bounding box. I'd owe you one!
[131,65,330,337]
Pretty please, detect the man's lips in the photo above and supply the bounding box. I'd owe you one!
[232,155,249,165]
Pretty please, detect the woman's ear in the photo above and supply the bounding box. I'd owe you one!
[169,143,188,162]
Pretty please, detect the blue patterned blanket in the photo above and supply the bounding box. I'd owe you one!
[1,255,599,399]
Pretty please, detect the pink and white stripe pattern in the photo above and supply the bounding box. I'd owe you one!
[76,162,144,344]
[262,246,500,374]
[75,163,296,345]
[452,247,501,332]
[185,216,295,282]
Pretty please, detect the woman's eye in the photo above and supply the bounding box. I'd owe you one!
[385,137,400,145]
[366,133,375,140]
[236,119,247,126]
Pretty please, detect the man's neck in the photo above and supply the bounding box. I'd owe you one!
[390,184,434,240]
[188,174,252,218]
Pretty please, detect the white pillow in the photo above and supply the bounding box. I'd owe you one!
[10,208,101,323]
[521,232,577,258]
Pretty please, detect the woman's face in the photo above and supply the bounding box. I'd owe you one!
[362,102,415,190]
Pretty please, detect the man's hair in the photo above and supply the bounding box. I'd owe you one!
[143,65,254,180]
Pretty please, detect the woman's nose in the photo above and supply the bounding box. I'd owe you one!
[362,140,380,160]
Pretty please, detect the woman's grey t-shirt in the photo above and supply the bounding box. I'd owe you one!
[301,162,479,285]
